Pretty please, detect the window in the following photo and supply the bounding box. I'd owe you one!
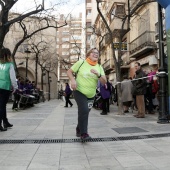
[116,4,125,16]
[109,6,116,22]
[70,55,78,60]
[62,44,69,48]
[71,35,81,40]
[87,35,91,41]
[86,22,91,28]
[86,9,91,17]
[109,3,125,22]
[62,51,69,55]
[138,10,150,35]
[62,31,69,35]
[62,38,69,41]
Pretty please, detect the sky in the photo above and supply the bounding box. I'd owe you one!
[11,0,85,17]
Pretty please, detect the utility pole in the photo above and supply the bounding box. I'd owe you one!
[35,54,38,86]
[25,48,31,80]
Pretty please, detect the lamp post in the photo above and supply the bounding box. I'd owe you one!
[41,67,46,91]
[47,70,52,101]
[157,4,169,123]
[24,48,31,79]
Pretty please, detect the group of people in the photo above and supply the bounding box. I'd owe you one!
[0,46,159,141]
[12,78,40,110]
[121,62,159,118]
[66,48,160,140]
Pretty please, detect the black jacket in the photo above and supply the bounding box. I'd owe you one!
[132,69,147,95]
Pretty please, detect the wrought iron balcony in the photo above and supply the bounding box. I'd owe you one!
[129,31,157,58]
[102,58,114,72]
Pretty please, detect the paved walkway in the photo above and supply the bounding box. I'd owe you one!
[0,99,170,170]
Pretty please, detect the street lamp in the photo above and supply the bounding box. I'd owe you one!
[45,63,52,101]
[24,48,31,79]
[157,4,169,123]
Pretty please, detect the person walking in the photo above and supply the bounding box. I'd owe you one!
[67,48,106,140]
[99,76,112,115]
[0,48,18,131]
[64,83,73,107]
[12,76,21,111]
[132,62,147,118]
[121,75,133,113]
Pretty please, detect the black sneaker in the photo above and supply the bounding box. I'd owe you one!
[0,126,7,131]
[4,122,13,128]
[100,112,107,115]
[124,110,129,113]
[76,127,81,137]
[81,133,91,140]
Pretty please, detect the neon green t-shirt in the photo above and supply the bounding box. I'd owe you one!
[71,60,105,98]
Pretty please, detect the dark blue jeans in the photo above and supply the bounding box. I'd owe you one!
[73,90,94,135]
[65,94,73,107]
[0,89,10,123]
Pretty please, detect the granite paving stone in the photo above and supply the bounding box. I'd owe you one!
[1,100,169,170]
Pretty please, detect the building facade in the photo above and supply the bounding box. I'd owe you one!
[86,0,161,85]
[4,13,59,99]
[56,13,83,90]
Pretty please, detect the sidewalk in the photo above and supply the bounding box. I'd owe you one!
[0,99,170,170]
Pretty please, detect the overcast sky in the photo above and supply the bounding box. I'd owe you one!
[11,0,85,17]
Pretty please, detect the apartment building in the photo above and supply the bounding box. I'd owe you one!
[87,0,128,83]
[129,0,158,77]
[86,0,160,84]
[56,13,83,89]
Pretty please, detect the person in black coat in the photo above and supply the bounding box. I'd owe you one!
[132,62,147,118]
[64,83,73,107]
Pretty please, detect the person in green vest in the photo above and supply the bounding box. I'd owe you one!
[67,48,106,140]
[0,48,18,131]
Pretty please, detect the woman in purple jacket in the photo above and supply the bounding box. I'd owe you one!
[99,78,112,115]
[64,83,73,107]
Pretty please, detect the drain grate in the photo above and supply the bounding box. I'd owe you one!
[112,127,148,134]
[0,133,170,144]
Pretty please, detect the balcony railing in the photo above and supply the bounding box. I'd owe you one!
[129,31,156,56]
[102,58,114,71]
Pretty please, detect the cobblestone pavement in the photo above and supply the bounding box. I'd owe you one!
[0,99,170,170]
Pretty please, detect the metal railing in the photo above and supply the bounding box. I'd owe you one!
[129,31,156,54]
[102,59,114,71]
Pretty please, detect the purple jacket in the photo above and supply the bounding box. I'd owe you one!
[148,71,156,82]
[65,85,72,96]
[99,81,111,99]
